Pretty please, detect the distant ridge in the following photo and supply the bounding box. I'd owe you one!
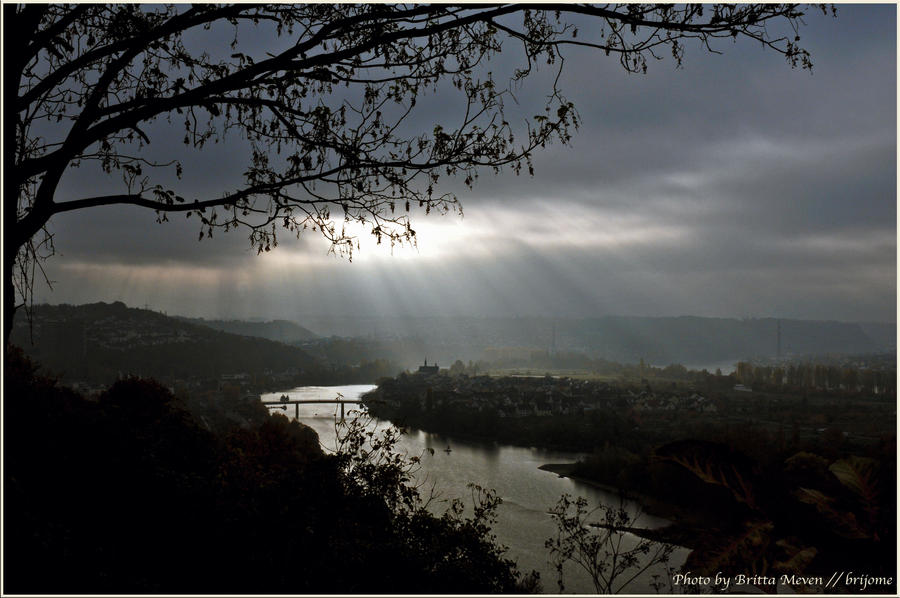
[570,315,887,364]
[857,321,897,351]
[11,302,319,384]
[176,316,318,343]
[299,314,894,366]
[13,304,893,379]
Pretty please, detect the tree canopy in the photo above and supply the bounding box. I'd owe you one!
[5,4,833,343]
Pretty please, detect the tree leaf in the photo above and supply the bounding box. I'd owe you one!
[795,487,869,539]
[655,440,759,509]
[829,456,879,503]
[683,520,774,577]
[773,538,818,574]
[829,456,881,534]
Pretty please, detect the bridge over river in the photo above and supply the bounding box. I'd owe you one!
[262,395,365,419]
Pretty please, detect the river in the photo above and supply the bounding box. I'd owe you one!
[261,385,688,594]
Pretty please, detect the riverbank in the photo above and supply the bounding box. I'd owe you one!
[269,385,686,594]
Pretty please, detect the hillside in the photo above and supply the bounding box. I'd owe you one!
[5,351,526,593]
[11,302,320,385]
[13,304,891,383]
[176,316,318,343]
[858,321,898,351]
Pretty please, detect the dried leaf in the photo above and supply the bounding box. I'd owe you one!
[655,440,759,509]
[773,538,818,573]
[829,456,881,534]
[684,520,774,576]
[795,487,869,539]
[830,456,879,502]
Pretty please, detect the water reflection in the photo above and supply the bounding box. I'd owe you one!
[262,385,687,593]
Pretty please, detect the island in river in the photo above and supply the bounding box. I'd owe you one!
[362,369,896,592]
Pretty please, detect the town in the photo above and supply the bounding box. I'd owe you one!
[363,361,896,455]
[368,365,719,420]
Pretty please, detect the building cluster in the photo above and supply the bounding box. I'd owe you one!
[371,371,717,418]
[90,319,196,349]
[625,389,719,413]
[17,310,200,352]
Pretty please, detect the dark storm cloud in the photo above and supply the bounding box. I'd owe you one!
[45,197,331,275]
[442,5,895,206]
[38,5,896,323]
[48,205,270,267]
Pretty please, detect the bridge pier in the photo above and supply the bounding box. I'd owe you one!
[262,399,361,421]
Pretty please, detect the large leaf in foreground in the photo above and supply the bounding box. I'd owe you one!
[829,456,881,532]
[683,520,774,577]
[794,487,870,540]
[655,440,760,510]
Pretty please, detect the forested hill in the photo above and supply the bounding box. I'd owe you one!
[175,316,318,343]
[11,302,319,384]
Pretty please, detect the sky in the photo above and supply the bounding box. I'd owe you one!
[36,5,896,325]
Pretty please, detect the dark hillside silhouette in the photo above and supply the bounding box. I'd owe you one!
[4,349,531,593]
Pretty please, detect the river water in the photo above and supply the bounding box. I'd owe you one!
[261,385,687,594]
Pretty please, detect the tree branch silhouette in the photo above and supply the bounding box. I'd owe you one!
[6,4,834,345]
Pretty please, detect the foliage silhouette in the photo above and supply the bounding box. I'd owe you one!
[4,349,534,593]
[546,493,674,593]
[655,439,896,593]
